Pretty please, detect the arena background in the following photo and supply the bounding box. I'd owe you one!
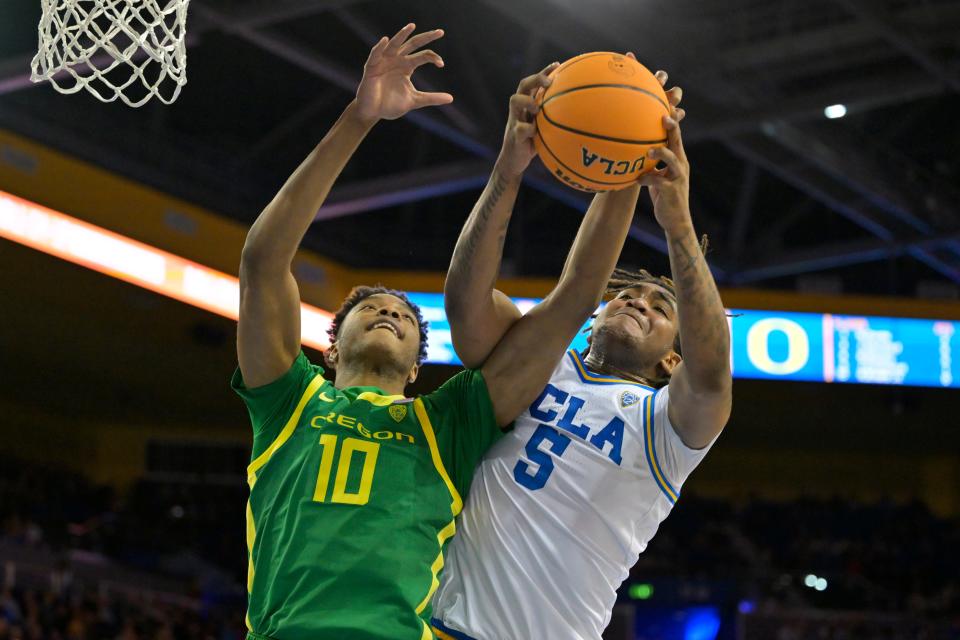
[1,0,959,638]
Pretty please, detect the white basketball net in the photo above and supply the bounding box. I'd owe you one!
[30,0,191,108]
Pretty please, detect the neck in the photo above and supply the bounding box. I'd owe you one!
[333,361,409,396]
[583,349,658,387]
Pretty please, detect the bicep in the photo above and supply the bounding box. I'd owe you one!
[238,263,302,388]
[448,288,522,369]
[666,361,732,450]
[482,294,590,426]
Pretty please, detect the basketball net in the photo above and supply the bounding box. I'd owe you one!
[30,0,191,108]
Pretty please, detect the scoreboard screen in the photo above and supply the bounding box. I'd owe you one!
[406,293,959,389]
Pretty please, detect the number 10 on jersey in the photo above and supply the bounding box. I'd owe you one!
[313,435,380,505]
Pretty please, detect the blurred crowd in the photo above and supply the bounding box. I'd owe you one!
[0,461,245,582]
[637,494,960,616]
[2,457,959,638]
[0,588,245,640]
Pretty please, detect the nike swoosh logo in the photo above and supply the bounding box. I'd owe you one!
[318,391,336,403]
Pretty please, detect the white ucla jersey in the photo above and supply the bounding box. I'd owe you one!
[432,350,718,640]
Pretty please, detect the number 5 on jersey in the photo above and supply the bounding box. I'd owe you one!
[513,424,571,491]
[313,435,380,505]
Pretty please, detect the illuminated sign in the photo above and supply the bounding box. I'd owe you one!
[2,189,957,388]
[408,294,960,389]
[0,189,333,350]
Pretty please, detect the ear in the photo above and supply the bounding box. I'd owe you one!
[406,362,420,385]
[324,343,339,370]
[656,350,681,379]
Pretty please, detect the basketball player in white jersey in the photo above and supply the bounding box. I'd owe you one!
[431,65,731,640]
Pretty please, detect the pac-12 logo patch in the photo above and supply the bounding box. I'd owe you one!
[389,405,407,423]
[620,390,641,408]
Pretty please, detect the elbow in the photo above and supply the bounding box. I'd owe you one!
[240,240,287,279]
[240,242,268,275]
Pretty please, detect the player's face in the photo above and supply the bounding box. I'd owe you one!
[336,294,421,375]
[592,283,678,367]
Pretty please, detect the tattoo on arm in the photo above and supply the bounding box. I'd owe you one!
[449,171,510,290]
[671,235,700,275]
[669,231,730,380]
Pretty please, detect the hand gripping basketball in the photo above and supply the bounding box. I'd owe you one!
[355,23,454,123]
[497,62,560,177]
[638,69,691,235]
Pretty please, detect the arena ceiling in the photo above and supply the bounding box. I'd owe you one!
[1,0,959,299]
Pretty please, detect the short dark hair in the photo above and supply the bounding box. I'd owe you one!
[327,285,429,365]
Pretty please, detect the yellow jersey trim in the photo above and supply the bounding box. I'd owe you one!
[414,519,457,614]
[245,500,256,593]
[568,350,656,389]
[432,626,457,640]
[420,622,434,640]
[413,398,463,515]
[246,374,326,477]
[644,394,679,503]
[412,398,462,618]
[357,390,406,406]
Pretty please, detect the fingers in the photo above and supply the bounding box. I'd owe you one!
[516,62,558,96]
[413,90,454,109]
[626,51,636,60]
[663,113,686,162]
[405,49,444,71]
[399,28,444,55]
[648,145,679,171]
[654,69,684,111]
[666,85,682,108]
[509,93,538,122]
[537,60,561,77]
[385,23,416,55]
[513,121,536,141]
[638,167,667,187]
[675,107,686,122]
[366,36,389,66]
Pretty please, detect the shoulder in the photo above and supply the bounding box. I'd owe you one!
[232,351,324,393]
[419,368,486,405]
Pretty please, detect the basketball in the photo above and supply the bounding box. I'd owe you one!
[534,52,670,193]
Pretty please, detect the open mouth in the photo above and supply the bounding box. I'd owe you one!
[368,320,401,339]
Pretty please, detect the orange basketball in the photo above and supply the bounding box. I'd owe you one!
[534,52,670,193]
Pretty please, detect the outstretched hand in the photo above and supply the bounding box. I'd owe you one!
[355,23,453,123]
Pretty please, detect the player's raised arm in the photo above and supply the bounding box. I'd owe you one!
[640,105,732,448]
[443,64,558,368]
[479,182,640,425]
[238,24,452,387]
[477,68,685,427]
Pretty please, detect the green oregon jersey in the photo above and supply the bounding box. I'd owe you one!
[231,352,501,640]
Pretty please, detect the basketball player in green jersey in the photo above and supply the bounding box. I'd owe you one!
[232,24,644,640]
